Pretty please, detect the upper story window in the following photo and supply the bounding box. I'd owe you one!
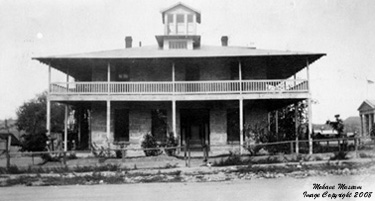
[187,14,193,23]
[116,67,129,81]
[167,14,174,23]
[176,14,185,34]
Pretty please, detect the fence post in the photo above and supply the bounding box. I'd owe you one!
[122,147,126,162]
[290,142,293,154]
[354,137,358,158]
[6,135,10,169]
[188,140,191,167]
[184,143,187,167]
[63,151,67,166]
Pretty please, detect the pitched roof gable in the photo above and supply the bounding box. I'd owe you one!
[358,100,375,112]
[161,2,201,23]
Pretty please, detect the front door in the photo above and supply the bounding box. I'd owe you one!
[180,109,209,150]
[114,109,129,142]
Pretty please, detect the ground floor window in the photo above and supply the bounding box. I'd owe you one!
[227,109,240,142]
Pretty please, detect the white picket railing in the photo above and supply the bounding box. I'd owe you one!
[50,79,308,95]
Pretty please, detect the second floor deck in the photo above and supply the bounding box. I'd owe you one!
[49,79,309,101]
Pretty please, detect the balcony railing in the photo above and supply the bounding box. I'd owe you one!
[50,79,308,95]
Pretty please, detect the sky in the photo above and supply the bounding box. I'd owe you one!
[1,0,375,124]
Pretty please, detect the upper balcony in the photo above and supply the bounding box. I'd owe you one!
[48,79,309,101]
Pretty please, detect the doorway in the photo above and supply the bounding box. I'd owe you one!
[114,109,129,142]
[180,109,209,150]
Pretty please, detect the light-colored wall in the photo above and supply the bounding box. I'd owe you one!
[210,108,227,146]
[89,100,269,155]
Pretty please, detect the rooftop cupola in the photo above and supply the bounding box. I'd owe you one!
[161,3,201,35]
[156,3,201,50]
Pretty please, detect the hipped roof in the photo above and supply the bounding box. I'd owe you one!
[34,45,324,60]
[33,45,325,81]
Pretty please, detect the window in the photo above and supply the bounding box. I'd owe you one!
[116,67,129,81]
[187,14,193,23]
[176,14,184,23]
[169,41,187,49]
[167,14,174,23]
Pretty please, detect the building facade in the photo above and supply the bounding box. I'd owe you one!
[358,100,375,136]
[34,3,325,155]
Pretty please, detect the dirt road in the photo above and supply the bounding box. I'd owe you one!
[1,174,374,201]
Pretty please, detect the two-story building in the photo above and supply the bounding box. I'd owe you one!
[34,3,325,155]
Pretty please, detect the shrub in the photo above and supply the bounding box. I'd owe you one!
[330,151,348,160]
[141,133,162,156]
[165,132,178,156]
[20,132,48,152]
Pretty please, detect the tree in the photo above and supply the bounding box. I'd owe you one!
[326,114,344,137]
[16,92,65,134]
[16,92,65,152]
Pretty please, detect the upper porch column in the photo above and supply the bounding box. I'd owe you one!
[239,61,242,94]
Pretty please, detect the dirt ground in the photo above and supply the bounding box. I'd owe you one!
[2,174,375,201]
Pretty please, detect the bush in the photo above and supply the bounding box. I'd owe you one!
[20,132,48,152]
[141,133,162,156]
[330,151,348,160]
[165,132,178,156]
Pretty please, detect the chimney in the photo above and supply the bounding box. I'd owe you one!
[221,36,228,46]
[125,36,132,48]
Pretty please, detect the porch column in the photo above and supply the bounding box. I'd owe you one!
[360,114,364,136]
[106,100,111,140]
[46,98,51,136]
[369,114,373,135]
[239,98,244,154]
[267,112,271,132]
[64,104,68,152]
[295,103,299,154]
[172,100,177,138]
[77,108,81,146]
[308,98,313,154]
[275,111,279,137]
[239,61,242,93]
[107,63,111,94]
[66,67,69,92]
[306,60,313,154]
[172,63,175,93]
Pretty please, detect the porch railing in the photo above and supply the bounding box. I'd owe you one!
[50,79,308,95]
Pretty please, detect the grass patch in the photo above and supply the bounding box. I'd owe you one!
[0,164,127,175]
[330,151,349,160]
[359,152,374,159]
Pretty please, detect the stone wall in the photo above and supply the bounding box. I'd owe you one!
[200,61,230,81]
[210,108,227,146]
[90,102,112,148]
[128,109,151,145]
